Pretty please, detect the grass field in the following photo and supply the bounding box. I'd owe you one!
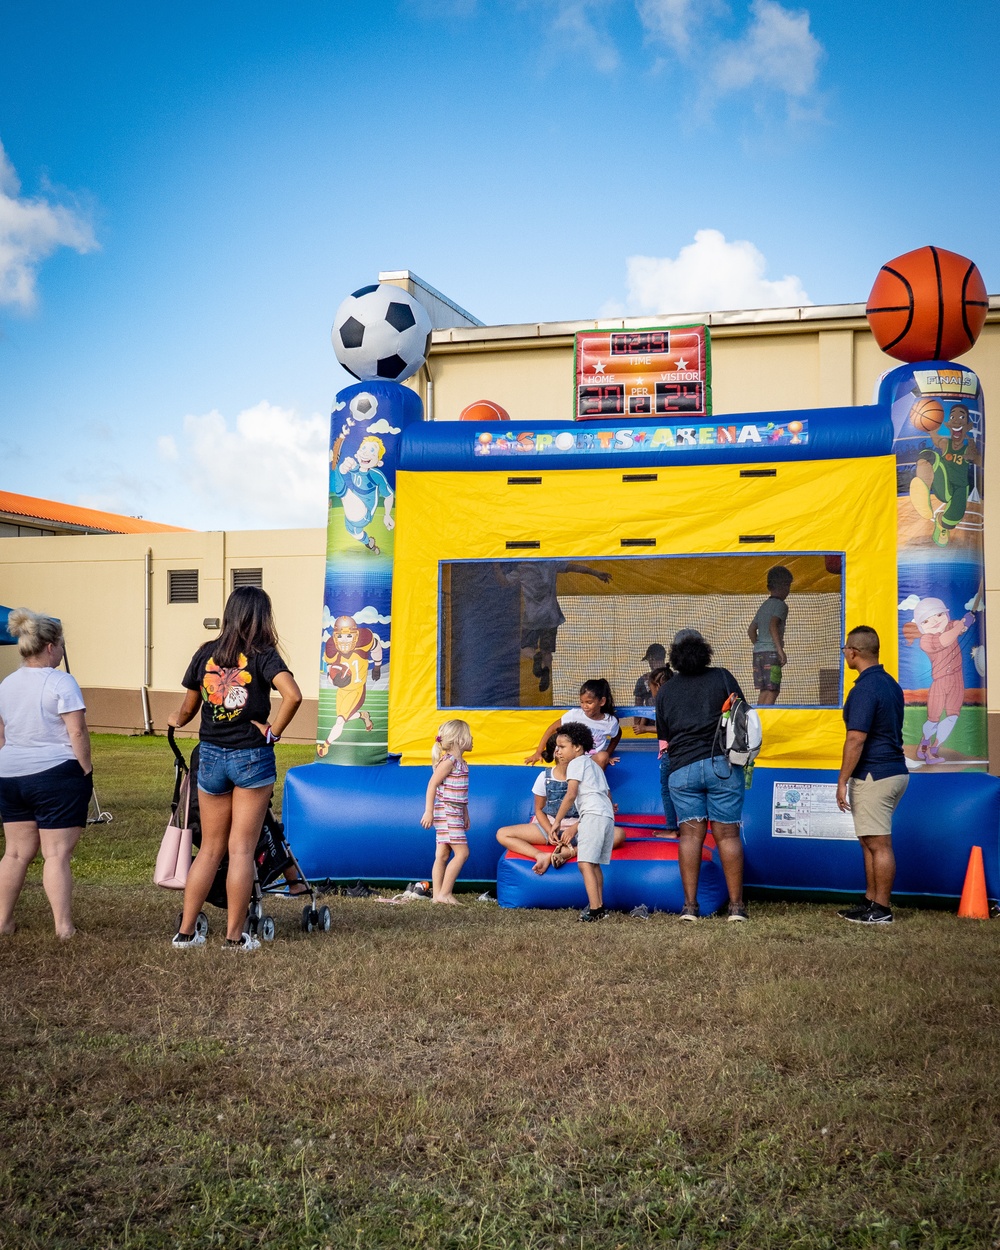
[2,736,1000,1248]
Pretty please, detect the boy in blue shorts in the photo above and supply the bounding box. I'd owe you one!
[748,565,793,706]
[549,721,616,922]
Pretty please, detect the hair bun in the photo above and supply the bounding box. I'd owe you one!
[6,607,36,639]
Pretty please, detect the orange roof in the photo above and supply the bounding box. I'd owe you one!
[0,490,191,534]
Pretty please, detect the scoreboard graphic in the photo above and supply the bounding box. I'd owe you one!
[574,325,711,421]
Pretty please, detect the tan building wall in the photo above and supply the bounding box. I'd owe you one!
[2,297,998,755]
[0,529,325,742]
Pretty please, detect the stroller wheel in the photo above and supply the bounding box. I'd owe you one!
[318,906,332,932]
[259,915,276,942]
[248,899,262,921]
[301,905,314,933]
[195,911,209,938]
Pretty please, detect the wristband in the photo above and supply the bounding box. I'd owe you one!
[265,725,281,744]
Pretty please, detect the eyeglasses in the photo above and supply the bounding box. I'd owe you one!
[841,645,856,654]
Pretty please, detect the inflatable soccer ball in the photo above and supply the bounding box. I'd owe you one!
[332,284,433,383]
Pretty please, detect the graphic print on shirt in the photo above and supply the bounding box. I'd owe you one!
[201,653,252,723]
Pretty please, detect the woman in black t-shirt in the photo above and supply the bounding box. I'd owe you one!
[654,629,747,923]
[167,587,302,951]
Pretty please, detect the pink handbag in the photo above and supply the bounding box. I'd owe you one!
[154,768,193,889]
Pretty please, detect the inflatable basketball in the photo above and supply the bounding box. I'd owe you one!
[909,396,946,433]
[866,246,988,363]
[460,399,510,422]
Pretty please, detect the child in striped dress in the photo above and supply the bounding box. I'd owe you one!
[420,719,473,904]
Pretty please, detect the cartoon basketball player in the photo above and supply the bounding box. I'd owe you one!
[331,435,395,554]
[908,403,981,547]
[317,615,384,754]
[903,597,974,764]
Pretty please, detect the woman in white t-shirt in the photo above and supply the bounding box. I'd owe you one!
[0,609,93,939]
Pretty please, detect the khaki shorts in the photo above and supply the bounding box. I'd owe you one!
[848,773,908,839]
[575,813,616,865]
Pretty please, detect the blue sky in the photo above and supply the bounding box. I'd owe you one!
[1,0,998,529]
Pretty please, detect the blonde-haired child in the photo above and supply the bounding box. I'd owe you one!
[420,719,473,904]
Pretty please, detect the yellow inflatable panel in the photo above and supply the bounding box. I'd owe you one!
[390,455,897,768]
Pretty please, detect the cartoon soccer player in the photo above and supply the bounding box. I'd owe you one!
[909,403,981,547]
[331,435,395,554]
[903,597,974,764]
[317,615,384,753]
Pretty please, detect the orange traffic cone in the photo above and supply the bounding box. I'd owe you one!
[957,845,990,920]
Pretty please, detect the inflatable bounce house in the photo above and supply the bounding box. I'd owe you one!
[284,248,999,910]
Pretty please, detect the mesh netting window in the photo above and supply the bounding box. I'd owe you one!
[440,554,843,710]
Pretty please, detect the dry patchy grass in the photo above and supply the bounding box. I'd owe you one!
[1,737,999,1248]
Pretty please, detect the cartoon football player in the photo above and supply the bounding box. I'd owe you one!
[317,615,384,754]
[330,435,394,554]
[902,597,974,764]
[909,403,981,546]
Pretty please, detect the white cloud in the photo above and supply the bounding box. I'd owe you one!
[622,228,811,314]
[0,139,97,311]
[712,0,822,98]
[157,401,330,530]
[636,0,719,56]
[546,1,621,73]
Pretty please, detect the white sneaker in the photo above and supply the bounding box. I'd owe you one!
[223,933,261,951]
[171,931,206,949]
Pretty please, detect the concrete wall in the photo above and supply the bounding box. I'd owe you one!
[0,528,325,742]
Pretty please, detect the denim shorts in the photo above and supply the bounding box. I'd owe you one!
[0,758,93,828]
[197,741,276,795]
[668,756,744,825]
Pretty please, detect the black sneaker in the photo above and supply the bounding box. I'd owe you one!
[578,906,606,923]
[840,902,893,925]
[727,903,749,923]
[679,903,700,922]
[837,903,871,921]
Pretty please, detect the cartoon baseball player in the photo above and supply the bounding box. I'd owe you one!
[317,615,384,753]
[903,596,974,764]
[330,435,395,554]
[909,403,981,547]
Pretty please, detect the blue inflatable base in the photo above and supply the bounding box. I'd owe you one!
[497,839,727,913]
[282,751,1000,904]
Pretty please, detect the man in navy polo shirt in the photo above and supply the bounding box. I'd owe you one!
[835,625,909,925]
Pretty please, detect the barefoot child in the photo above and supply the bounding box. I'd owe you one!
[549,722,616,922]
[498,733,627,874]
[526,678,621,770]
[420,720,473,903]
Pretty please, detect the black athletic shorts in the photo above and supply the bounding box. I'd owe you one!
[0,759,93,829]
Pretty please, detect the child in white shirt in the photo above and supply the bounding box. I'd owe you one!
[549,721,616,922]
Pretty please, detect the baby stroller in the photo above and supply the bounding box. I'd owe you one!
[166,727,330,940]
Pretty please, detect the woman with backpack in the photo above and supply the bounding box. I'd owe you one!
[654,629,748,923]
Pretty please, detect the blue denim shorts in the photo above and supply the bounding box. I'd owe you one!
[667,756,744,825]
[197,741,276,795]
